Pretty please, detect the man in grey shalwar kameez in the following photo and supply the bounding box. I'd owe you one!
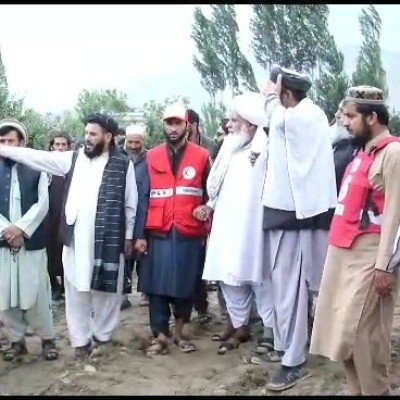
[260,69,337,391]
[0,119,58,362]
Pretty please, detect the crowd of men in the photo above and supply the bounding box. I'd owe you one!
[0,66,399,395]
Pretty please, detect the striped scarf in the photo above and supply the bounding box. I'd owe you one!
[91,148,129,293]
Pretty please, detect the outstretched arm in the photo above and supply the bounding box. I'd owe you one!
[0,145,73,176]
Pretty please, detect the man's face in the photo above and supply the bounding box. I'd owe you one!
[126,134,143,154]
[0,130,23,148]
[163,118,187,145]
[342,102,373,147]
[226,111,250,135]
[52,137,70,152]
[84,122,111,158]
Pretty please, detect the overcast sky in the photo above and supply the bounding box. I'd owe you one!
[0,4,398,114]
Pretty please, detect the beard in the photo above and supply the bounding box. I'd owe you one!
[84,140,105,159]
[227,129,253,152]
[163,129,187,146]
[349,124,373,149]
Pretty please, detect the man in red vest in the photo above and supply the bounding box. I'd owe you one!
[133,102,211,356]
[310,86,400,396]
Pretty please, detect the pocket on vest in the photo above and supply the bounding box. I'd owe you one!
[147,205,165,230]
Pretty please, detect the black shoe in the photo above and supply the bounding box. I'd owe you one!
[266,364,311,392]
[120,297,132,311]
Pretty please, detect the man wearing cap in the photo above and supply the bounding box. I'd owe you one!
[121,124,149,310]
[47,131,73,302]
[0,113,138,361]
[310,86,400,396]
[134,102,211,356]
[260,70,337,391]
[0,119,58,362]
[198,92,273,356]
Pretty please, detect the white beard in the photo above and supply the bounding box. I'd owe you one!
[225,130,252,153]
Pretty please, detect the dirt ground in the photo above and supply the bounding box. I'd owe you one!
[1,282,400,396]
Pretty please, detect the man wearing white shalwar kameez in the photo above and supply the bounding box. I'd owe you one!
[0,119,58,362]
[198,93,273,355]
[0,113,138,360]
[260,69,337,391]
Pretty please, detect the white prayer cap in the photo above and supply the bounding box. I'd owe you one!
[0,118,29,142]
[126,124,146,137]
[232,92,268,128]
[162,102,187,122]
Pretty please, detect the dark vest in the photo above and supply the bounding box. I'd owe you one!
[60,151,79,247]
[0,158,48,251]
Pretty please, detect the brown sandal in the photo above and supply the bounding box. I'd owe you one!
[146,340,169,357]
[173,336,197,353]
[42,339,59,361]
[218,337,240,355]
[3,341,28,362]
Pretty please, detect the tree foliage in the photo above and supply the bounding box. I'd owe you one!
[250,5,329,75]
[201,100,227,137]
[352,5,388,96]
[75,88,131,121]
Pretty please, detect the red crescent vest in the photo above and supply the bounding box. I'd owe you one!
[145,142,210,237]
[329,136,400,248]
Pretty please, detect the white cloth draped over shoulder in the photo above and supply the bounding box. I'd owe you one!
[261,95,337,219]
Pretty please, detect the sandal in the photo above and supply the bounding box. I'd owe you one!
[218,337,240,355]
[250,350,283,364]
[42,339,59,361]
[3,341,28,362]
[146,340,169,357]
[173,336,197,353]
[254,337,274,355]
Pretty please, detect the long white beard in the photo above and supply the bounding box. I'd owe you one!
[225,130,252,153]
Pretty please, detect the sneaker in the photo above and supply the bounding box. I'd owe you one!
[266,364,311,392]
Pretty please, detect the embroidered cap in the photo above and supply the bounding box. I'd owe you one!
[345,85,385,105]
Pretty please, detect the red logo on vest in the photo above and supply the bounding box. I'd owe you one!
[329,136,400,248]
[145,142,209,237]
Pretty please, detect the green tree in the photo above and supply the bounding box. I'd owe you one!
[75,88,131,121]
[210,5,257,95]
[313,34,349,121]
[59,110,84,138]
[389,110,400,136]
[20,109,54,149]
[191,6,226,105]
[201,100,227,137]
[352,5,388,96]
[0,46,23,119]
[250,5,330,76]
[142,96,190,148]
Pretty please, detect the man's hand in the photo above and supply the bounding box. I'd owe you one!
[134,239,148,255]
[3,225,24,243]
[124,239,134,258]
[8,236,24,250]
[260,73,283,97]
[373,269,396,297]
[193,205,213,222]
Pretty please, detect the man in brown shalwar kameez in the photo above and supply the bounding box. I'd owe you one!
[47,132,72,300]
[310,86,400,396]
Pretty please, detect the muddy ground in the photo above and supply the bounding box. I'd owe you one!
[1,281,400,396]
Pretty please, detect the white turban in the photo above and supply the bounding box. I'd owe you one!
[126,124,146,137]
[0,118,29,142]
[232,92,268,128]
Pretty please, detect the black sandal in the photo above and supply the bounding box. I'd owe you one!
[3,341,28,362]
[218,337,240,355]
[42,339,59,361]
